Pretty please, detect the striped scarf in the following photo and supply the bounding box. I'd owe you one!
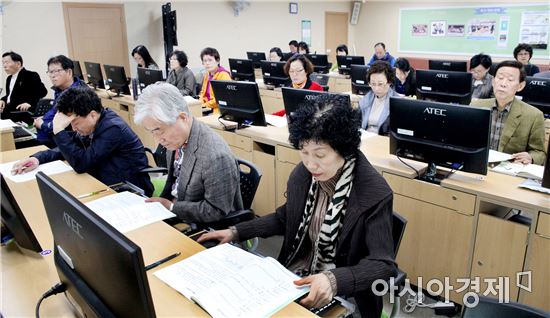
[285,157,356,276]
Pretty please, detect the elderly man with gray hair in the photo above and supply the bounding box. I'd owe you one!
[135,82,243,223]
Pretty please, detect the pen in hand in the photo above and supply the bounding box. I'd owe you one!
[11,161,34,175]
[145,252,181,271]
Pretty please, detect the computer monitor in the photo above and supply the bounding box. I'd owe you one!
[520,76,550,118]
[389,97,491,184]
[305,54,330,74]
[36,172,155,318]
[228,58,255,82]
[350,64,370,95]
[84,62,105,89]
[428,59,468,72]
[282,52,295,61]
[261,61,289,87]
[137,67,164,90]
[103,64,131,96]
[246,52,266,68]
[0,175,42,252]
[337,55,365,75]
[282,87,351,119]
[211,80,266,128]
[73,60,84,81]
[416,70,473,104]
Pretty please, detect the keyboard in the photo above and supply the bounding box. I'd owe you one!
[13,126,32,139]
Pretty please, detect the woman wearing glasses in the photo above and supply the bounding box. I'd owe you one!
[198,94,396,318]
[272,54,323,116]
[358,61,396,135]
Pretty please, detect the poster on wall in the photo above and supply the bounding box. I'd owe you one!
[412,24,428,36]
[301,20,311,46]
[520,11,549,49]
[467,19,496,40]
[430,21,446,36]
[447,24,465,36]
[497,16,510,47]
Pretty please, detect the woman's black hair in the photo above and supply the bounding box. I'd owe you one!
[288,93,361,158]
[200,47,221,62]
[470,53,492,70]
[513,43,533,60]
[336,44,348,55]
[171,50,189,68]
[284,54,314,76]
[131,45,158,68]
[297,41,310,54]
[394,57,411,72]
[367,60,395,84]
[269,47,283,59]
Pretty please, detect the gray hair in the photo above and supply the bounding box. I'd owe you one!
[134,82,189,125]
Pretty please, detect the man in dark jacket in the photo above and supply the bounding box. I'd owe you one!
[35,55,87,147]
[0,51,47,119]
[12,86,153,196]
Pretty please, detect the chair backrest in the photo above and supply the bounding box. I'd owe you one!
[34,98,54,117]
[392,211,407,257]
[462,295,549,318]
[237,158,262,210]
[152,144,167,168]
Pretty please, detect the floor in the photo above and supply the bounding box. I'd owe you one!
[255,236,461,318]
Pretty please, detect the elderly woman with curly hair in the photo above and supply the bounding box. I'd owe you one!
[199,93,397,318]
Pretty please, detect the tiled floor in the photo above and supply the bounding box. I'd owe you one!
[255,236,461,318]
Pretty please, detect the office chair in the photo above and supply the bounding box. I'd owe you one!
[34,98,54,117]
[310,73,330,91]
[194,158,262,231]
[389,211,408,318]
[461,295,548,318]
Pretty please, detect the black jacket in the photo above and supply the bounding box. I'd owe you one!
[32,108,153,196]
[236,152,397,318]
[1,68,47,118]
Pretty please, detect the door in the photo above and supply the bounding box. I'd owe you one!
[325,12,349,66]
[63,3,130,78]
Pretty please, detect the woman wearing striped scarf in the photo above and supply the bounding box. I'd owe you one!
[200,94,397,318]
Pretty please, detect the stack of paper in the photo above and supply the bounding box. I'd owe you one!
[154,243,309,318]
[492,161,544,180]
[0,160,73,183]
[85,191,176,233]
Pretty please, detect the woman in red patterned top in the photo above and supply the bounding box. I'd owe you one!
[273,54,323,116]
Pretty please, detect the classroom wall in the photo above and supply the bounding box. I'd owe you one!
[1,2,69,97]
[125,1,353,77]
[354,1,550,64]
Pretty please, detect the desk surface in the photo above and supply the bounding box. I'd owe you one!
[0,147,316,317]
[198,115,550,213]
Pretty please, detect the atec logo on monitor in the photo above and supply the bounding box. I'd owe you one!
[227,85,238,91]
[63,211,83,239]
[423,107,447,116]
[436,73,449,79]
[304,95,317,100]
[529,80,546,86]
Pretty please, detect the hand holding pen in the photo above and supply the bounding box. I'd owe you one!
[11,157,40,175]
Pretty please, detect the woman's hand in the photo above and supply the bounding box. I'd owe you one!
[197,229,234,245]
[294,273,335,309]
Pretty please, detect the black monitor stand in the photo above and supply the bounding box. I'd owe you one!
[415,162,462,185]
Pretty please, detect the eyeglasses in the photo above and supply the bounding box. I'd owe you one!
[170,57,179,61]
[46,69,66,76]
[289,68,304,75]
[369,82,388,88]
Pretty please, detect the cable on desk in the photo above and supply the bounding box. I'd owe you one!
[35,282,66,318]
[396,150,420,179]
